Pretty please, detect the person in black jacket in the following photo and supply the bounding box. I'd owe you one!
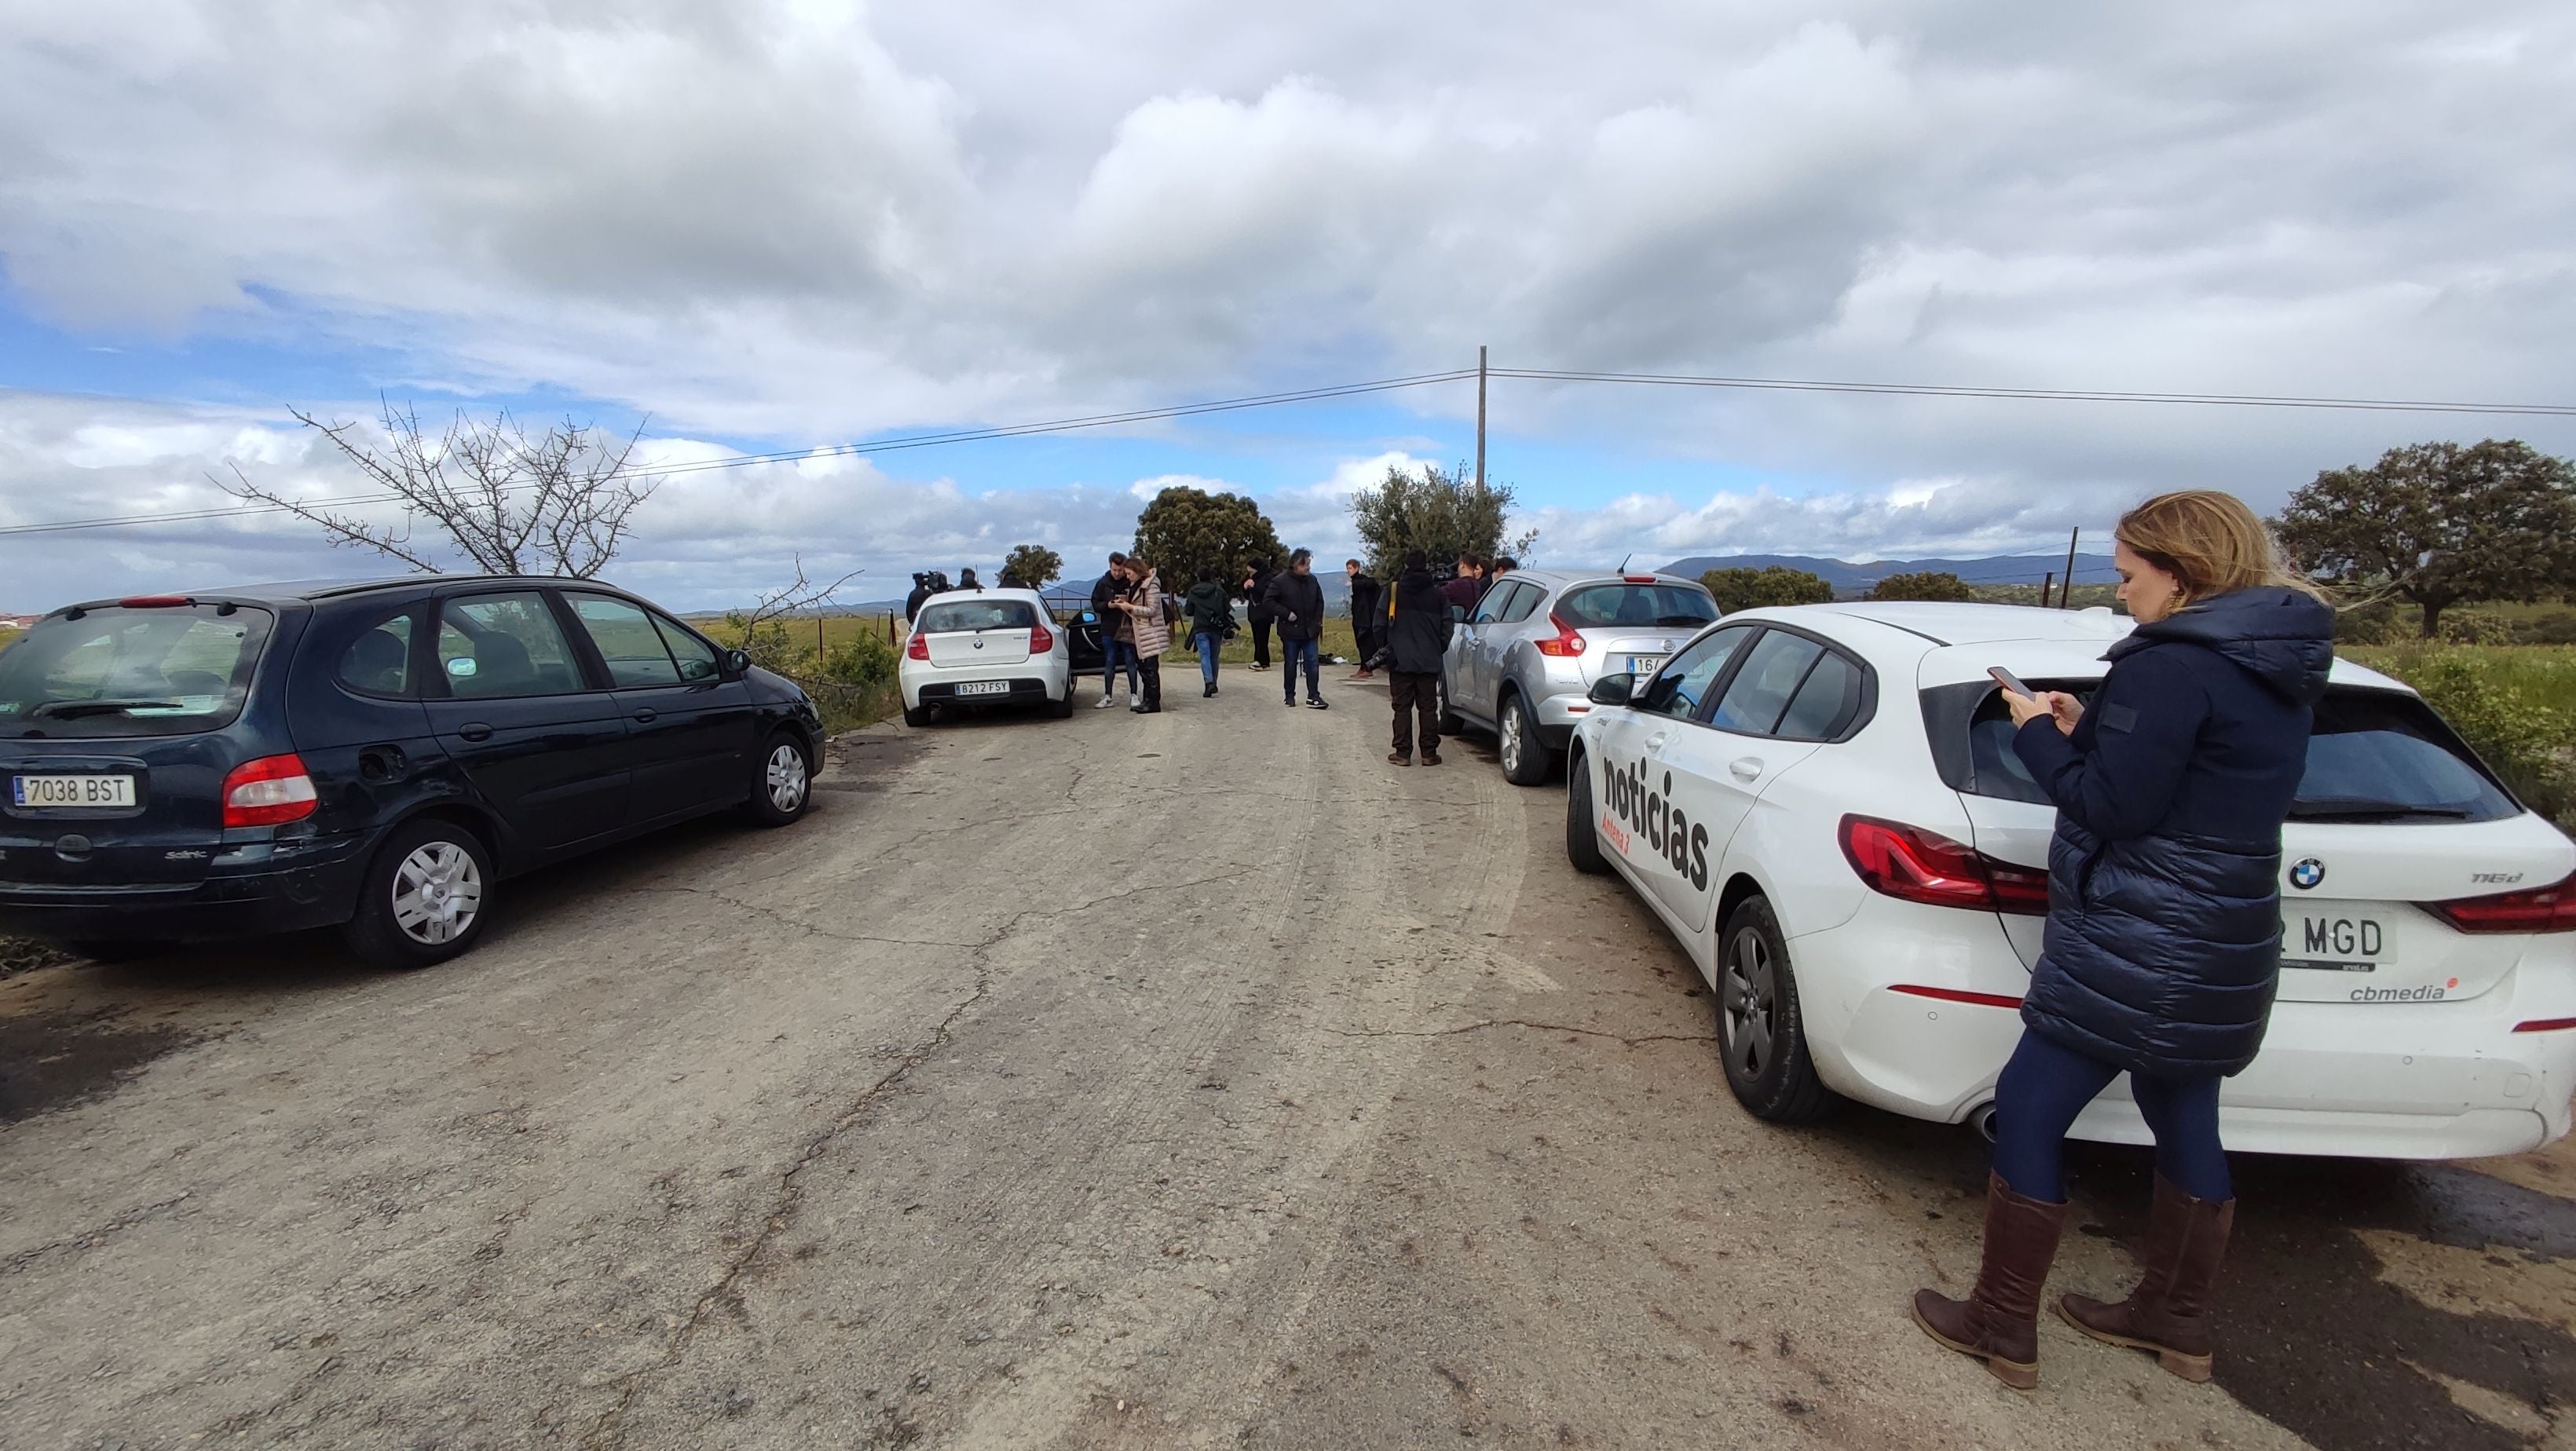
[1264,550,1328,709]
[1913,491,2333,1391]
[1241,562,1276,671]
[1344,559,1384,681]
[1381,550,1451,764]
[1089,554,1134,707]
[903,572,935,624]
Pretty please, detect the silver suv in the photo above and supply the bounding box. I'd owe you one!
[1440,569,1720,784]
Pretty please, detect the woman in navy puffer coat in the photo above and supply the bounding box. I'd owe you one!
[1914,491,2333,1392]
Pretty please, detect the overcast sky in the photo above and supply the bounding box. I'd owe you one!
[5,1,2574,609]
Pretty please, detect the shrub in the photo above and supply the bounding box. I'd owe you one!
[1868,571,1975,602]
[1702,565,1833,612]
[2358,644,2575,829]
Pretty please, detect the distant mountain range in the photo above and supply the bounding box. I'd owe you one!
[1659,552,2119,595]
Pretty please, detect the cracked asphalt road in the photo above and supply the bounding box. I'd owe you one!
[6,682,2576,1449]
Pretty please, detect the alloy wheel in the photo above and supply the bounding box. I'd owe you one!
[766,742,809,812]
[1722,928,1777,1081]
[1501,702,1524,775]
[390,842,484,946]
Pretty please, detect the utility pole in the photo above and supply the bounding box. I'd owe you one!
[2058,528,2080,608]
[2040,571,2055,609]
[1476,345,1487,492]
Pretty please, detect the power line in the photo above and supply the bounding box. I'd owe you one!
[0,369,1477,539]
[1489,367,2576,417]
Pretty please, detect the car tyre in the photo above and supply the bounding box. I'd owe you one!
[1714,896,1838,1124]
[1564,749,1610,875]
[343,818,494,971]
[1050,687,1076,719]
[1498,693,1553,787]
[902,702,933,729]
[744,732,814,827]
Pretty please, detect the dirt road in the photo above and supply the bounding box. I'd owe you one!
[5,675,2574,1449]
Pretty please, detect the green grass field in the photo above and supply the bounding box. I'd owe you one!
[2344,643,2576,718]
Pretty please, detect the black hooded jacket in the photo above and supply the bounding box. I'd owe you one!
[2012,587,2336,1078]
[1264,570,1326,642]
[1384,567,1451,673]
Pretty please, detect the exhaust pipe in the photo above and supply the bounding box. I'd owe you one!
[1970,1103,1999,1144]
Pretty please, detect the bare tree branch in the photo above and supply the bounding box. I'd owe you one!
[218,400,659,577]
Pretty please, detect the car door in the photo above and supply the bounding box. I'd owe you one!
[1609,624,1762,927]
[1670,627,1856,929]
[1460,582,1525,719]
[421,589,631,857]
[563,592,756,825]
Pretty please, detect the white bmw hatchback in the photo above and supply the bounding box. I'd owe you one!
[899,588,1074,726]
[1565,601,2576,1160]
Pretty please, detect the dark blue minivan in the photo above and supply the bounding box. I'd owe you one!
[0,576,823,968]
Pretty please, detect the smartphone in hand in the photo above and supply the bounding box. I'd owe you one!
[1988,665,2036,698]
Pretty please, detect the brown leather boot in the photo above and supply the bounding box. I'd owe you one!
[2058,1175,2233,1383]
[1912,1173,2070,1391]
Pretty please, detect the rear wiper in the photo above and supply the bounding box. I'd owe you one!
[2289,797,2472,821]
[26,699,184,719]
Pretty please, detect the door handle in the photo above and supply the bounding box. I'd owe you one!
[1644,732,1670,753]
[1729,756,1762,782]
[458,723,493,743]
[632,709,658,724]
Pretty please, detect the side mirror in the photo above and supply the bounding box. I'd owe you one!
[1588,672,1636,706]
[724,648,753,677]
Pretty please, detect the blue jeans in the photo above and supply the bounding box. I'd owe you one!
[1280,637,1319,700]
[1988,1029,2230,1203]
[1193,631,1221,685]
[1103,640,1140,696]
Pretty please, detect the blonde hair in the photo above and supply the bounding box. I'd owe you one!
[2115,490,2320,607]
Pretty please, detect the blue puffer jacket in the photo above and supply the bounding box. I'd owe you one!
[2011,587,2336,1078]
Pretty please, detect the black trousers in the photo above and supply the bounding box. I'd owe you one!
[1136,656,1162,711]
[1389,671,1440,755]
[1251,618,1273,667]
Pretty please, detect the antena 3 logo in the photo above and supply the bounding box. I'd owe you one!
[1603,755,1710,891]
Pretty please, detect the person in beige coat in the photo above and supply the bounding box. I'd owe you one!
[1117,561,1171,714]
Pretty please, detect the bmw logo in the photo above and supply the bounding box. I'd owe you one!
[2289,858,2325,891]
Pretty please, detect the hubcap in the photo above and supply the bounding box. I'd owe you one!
[766,743,808,812]
[1722,928,1777,1081]
[390,841,483,946]
[1501,703,1523,772]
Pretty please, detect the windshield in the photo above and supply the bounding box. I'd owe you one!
[0,604,274,738]
[1953,682,2520,823]
[917,599,1037,633]
[1556,583,1718,630]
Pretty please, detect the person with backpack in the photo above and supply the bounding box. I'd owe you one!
[1264,549,1328,710]
[1383,550,1451,764]
[1241,561,1276,671]
[1115,556,1171,714]
[1184,572,1233,698]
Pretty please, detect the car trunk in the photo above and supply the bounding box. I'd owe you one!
[0,735,236,888]
[924,629,1032,667]
[1926,644,2574,1007]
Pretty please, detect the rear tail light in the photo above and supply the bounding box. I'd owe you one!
[2429,873,2576,934]
[1623,574,1658,584]
[905,630,929,661]
[117,594,192,608]
[1533,613,1589,657]
[221,753,318,828]
[1838,815,2050,916]
[1027,620,1055,652]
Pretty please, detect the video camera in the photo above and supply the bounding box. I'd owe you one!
[912,569,953,595]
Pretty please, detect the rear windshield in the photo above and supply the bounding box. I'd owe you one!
[1945,682,2520,824]
[917,599,1037,633]
[1555,583,1718,630]
[0,605,274,738]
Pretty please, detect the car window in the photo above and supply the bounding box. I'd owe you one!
[437,592,585,700]
[1469,583,1517,626]
[917,599,1038,633]
[1708,630,1824,735]
[0,604,273,738]
[568,594,681,687]
[652,612,722,683]
[1557,583,1718,630]
[1636,626,1755,719]
[336,611,416,697]
[1775,649,1862,740]
[1496,583,1543,623]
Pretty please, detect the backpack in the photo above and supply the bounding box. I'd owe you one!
[1162,593,1183,627]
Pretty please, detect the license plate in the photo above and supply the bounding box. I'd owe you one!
[2281,913,2391,972]
[1626,655,1666,675]
[12,773,138,810]
[955,680,1011,698]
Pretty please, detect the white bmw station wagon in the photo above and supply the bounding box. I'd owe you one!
[1565,601,2576,1160]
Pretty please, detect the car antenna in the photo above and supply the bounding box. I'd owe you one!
[1617,551,1634,573]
